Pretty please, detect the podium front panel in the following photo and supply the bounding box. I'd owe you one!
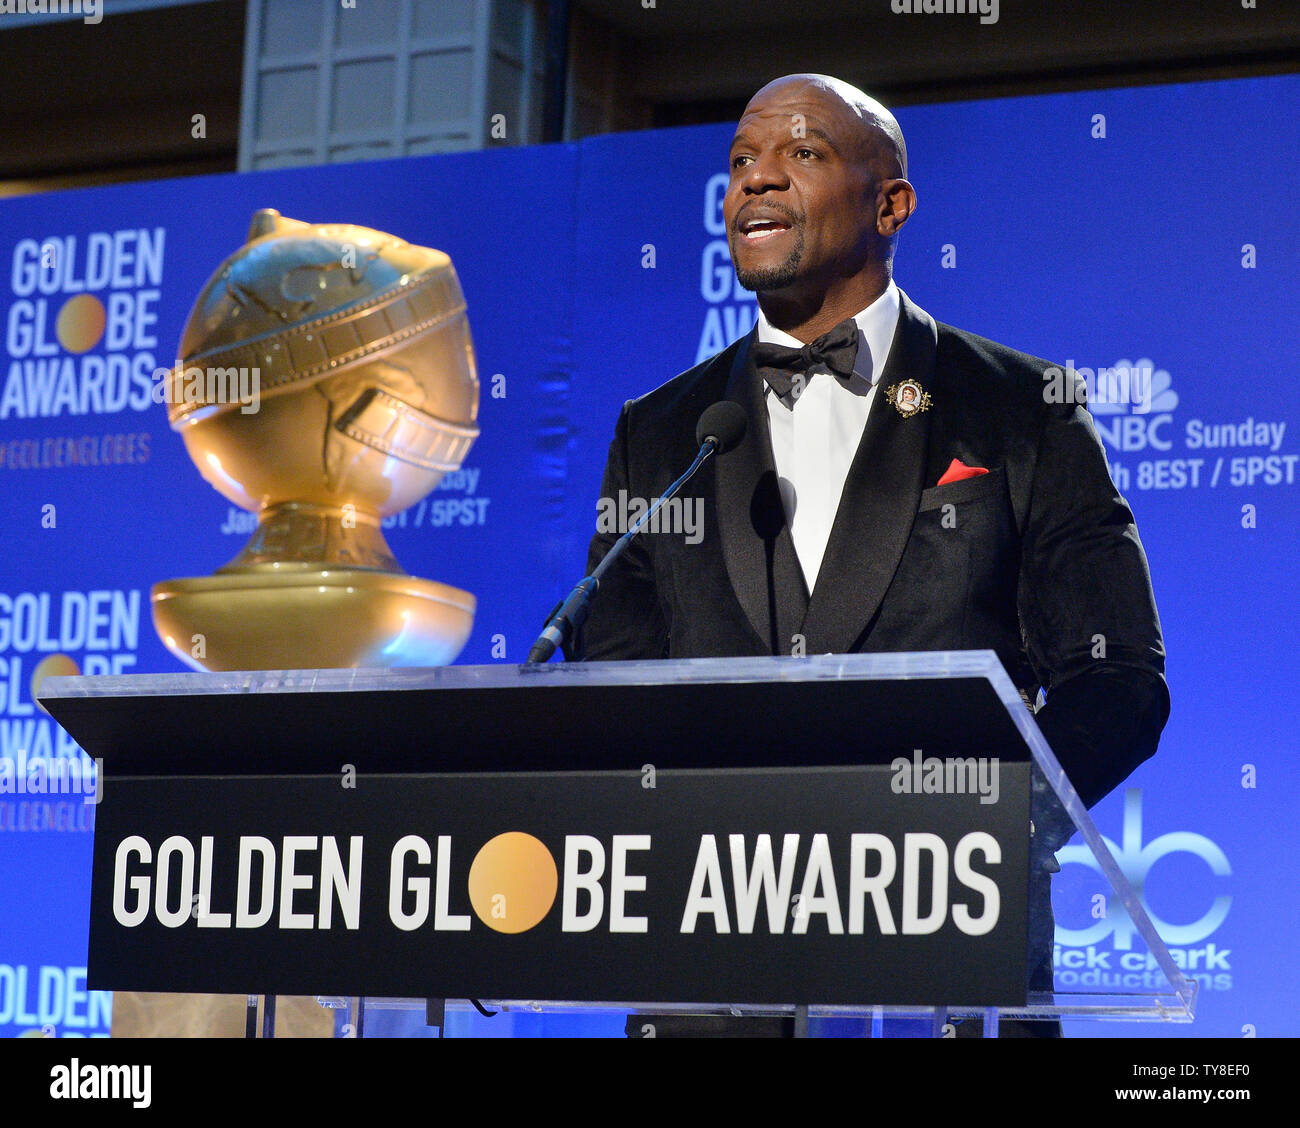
[41,652,1063,1010]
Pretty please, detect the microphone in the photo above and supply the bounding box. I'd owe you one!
[695,400,747,455]
[526,401,748,664]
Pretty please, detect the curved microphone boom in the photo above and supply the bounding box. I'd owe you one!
[526,401,747,664]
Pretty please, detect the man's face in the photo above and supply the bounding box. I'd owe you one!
[724,83,878,296]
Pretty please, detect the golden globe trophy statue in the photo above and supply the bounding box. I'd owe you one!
[151,208,479,672]
[120,210,480,1038]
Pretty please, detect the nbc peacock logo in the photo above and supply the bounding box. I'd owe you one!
[1083,358,1180,454]
[1089,357,1179,417]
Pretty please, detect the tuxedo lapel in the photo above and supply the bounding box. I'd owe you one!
[716,330,809,654]
[798,292,937,654]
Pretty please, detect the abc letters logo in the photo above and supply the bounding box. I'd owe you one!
[1055,790,1230,949]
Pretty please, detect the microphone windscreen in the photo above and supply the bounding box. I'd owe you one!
[696,401,747,454]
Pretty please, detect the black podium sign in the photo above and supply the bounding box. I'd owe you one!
[43,654,1037,1007]
[87,764,1028,1004]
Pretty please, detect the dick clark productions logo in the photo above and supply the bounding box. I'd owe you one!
[1055,790,1231,949]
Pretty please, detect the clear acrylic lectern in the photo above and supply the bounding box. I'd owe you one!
[40,650,1194,1038]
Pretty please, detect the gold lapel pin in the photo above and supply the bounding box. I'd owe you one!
[885,379,931,417]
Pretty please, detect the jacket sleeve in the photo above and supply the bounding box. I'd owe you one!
[1016,391,1171,812]
[567,401,670,661]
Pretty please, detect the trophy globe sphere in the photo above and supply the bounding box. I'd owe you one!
[151,210,479,670]
[170,209,479,526]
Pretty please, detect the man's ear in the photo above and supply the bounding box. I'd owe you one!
[877,179,916,236]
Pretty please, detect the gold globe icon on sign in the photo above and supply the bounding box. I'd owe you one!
[56,294,106,354]
[467,833,559,934]
[31,654,81,716]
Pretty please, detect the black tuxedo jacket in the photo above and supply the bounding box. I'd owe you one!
[576,291,1169,809]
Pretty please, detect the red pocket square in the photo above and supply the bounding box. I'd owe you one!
[936,458,990,487]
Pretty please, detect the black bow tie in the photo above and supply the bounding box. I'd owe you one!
[751,317,860,400]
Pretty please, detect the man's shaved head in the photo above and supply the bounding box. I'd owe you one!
[725,74,917,340]
[745,74,908,181]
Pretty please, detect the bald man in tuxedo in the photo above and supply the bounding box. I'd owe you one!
[576,74,1170,1037]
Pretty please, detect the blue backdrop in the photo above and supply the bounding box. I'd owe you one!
[1,73,1295,1037]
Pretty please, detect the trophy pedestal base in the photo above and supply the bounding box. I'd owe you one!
[151,568,475,670]
[110,992,334,1038]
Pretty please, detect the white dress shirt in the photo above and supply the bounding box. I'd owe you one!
[758,280,900,592]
